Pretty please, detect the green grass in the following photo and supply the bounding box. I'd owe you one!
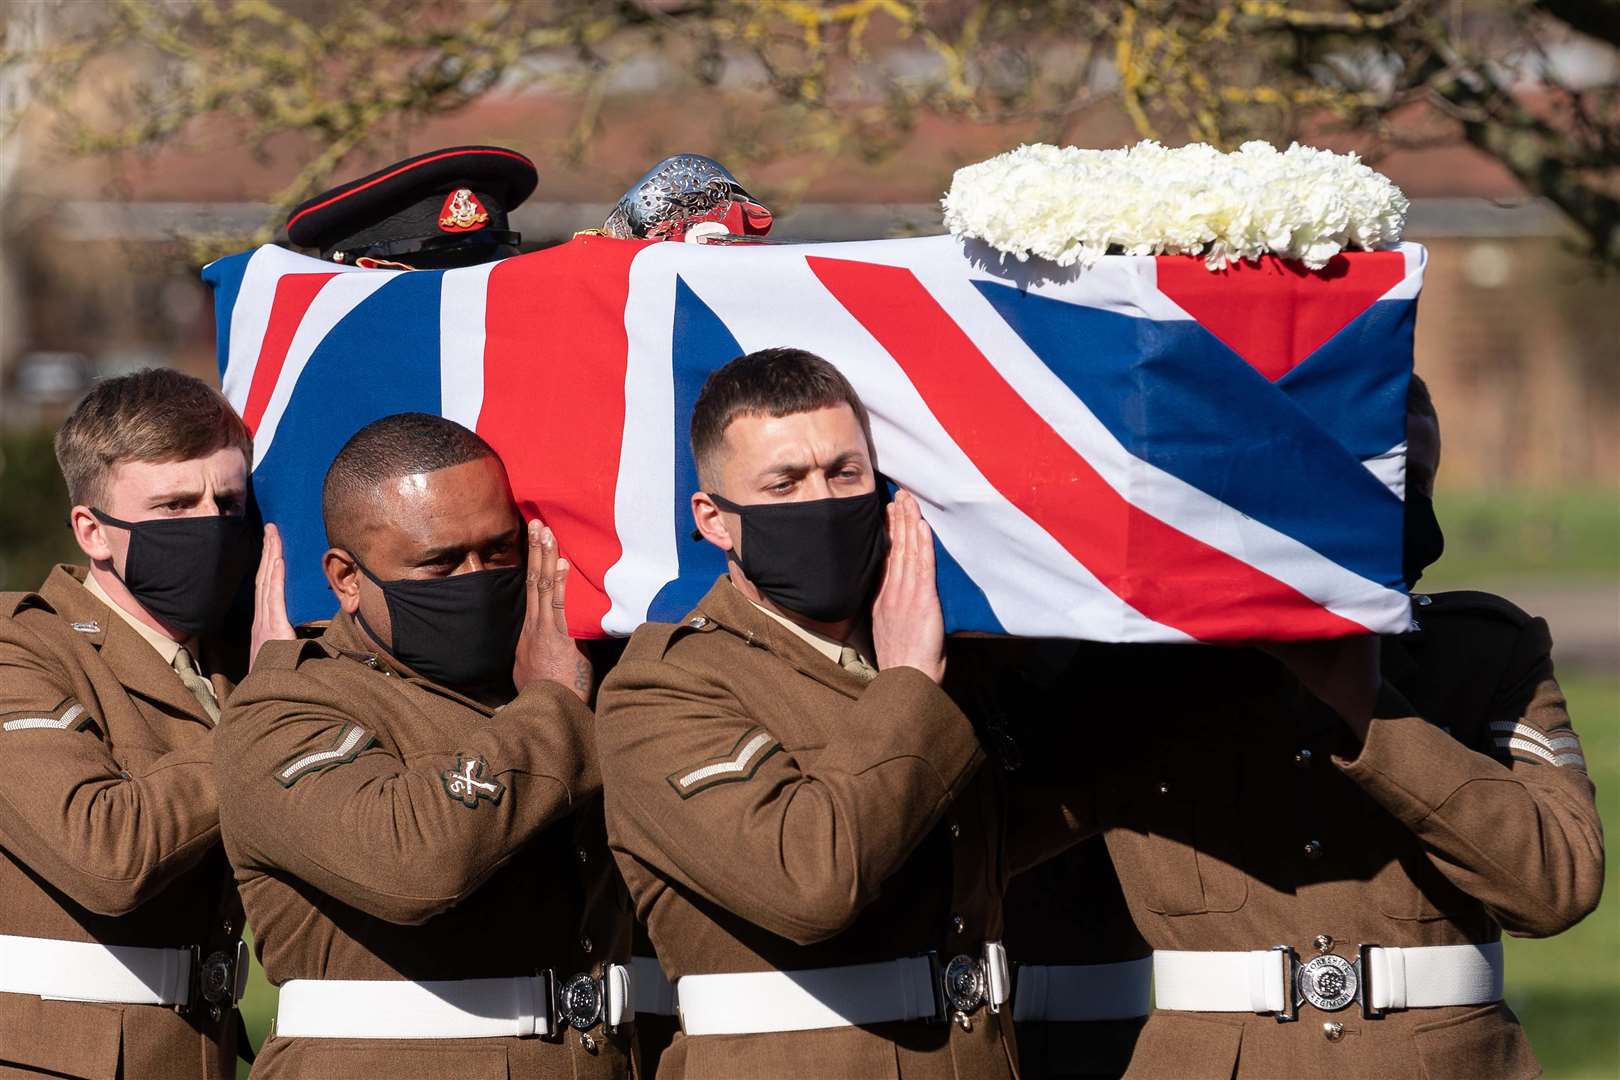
[1427,488,1620,585]
[1503,674,1620,1080]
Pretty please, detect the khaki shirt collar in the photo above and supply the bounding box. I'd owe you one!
[748,599,845,665]
[688,578,872,697]
[82,570,189,666]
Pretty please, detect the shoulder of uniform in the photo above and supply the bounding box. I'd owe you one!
[621,613,720,662]
[1416,590,1536,629]
[254,637,327,672]
[0,590,52,621]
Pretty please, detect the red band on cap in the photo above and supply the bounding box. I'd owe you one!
[286,148,534,234]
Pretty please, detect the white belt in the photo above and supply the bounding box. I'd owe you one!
[1012,958,1152,1022]
[276,965,632,1040]
[632,956,677,1017]
[677,945,1010,1037]
[1153,943,1503,1019]
[0,933,193,1007]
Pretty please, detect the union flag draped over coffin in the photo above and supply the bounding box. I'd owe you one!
[203,235,1424,642]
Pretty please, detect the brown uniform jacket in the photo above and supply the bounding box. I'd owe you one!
[951,639,1147,1080]
[1004,841,1147,1080]
[1025,592,1604,1080]
[0,566,241,1080]
[216,612,632,1080]
[598,579,1022,1080]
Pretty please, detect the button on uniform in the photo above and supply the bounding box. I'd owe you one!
[1303,840,1324,860]
[1294,748,1313,768]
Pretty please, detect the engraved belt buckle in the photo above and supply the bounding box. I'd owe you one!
[191,939,248,1021]
[558,971,605,1032]
[1285,940,1386,1021]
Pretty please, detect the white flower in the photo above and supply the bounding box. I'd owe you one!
[942,139,1409,271]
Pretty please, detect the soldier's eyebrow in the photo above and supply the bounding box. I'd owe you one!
[753,459,811,484]
[144,487,205,507]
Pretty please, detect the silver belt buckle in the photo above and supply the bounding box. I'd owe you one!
[189,940,247,1021]
[1296,953,1359,1013]
[558,971,605,1030]
[1271,945,1299,1023]
[1287,942,1385,1020]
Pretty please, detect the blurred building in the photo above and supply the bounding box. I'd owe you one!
[1,23,1615,493]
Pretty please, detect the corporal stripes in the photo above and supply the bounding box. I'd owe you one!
[668,727,781,799]
[2,701,90,733]
[277,723,375,787]
[1489,721,1586,770]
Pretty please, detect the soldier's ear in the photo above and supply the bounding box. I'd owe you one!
[690,492,735,553]
[69,505,115,564]
[322,549,363,614]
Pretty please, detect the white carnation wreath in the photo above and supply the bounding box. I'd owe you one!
[941,140,1409,271]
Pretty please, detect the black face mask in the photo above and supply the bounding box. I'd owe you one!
[709,487,888,623]
[1403,493,1445,590]
[351,560,525,695]
[91,509,256,638]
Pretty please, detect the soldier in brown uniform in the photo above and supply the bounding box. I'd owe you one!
[216,413,634,1078]
[599,348,1040,1079]
[947,639,1149,1080]
[1033,375,1605,1079]
[0,369,281,1078]
[1004,841,1148,1080]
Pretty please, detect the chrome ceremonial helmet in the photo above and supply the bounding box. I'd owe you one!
[601,154,774,242]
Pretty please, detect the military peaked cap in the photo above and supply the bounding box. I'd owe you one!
[286,145,538,269]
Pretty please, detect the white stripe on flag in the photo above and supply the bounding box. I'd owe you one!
[1363,440,1406,498]
[249,271,398,467]
[600,247,683,635]
[910,256,1409,635]
[649,240,1180,642]
[439,262,495,429]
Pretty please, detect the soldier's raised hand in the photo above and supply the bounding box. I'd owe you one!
[872,489,946,684]
[513,518,593,702]
[250,523,296,671]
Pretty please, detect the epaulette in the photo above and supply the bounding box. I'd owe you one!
[626,614,719,662]
[255,637,326,672]
[0,590,51,620]
[1413,590,1534,629]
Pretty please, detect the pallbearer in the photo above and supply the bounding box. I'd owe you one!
[597,348,1056,1079]
[216,413,633,1078]
[1026,375,1605,1078]
[0,369,273,1078]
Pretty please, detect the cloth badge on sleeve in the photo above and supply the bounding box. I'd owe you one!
[442,754,504,808]
[2,698,96,734]
[1489,720,1587,771]
[667,726,782,800]
[276,723,374,787]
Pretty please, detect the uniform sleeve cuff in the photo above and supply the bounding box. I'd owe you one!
[1333,687,1479,826]
[842,667,985,797]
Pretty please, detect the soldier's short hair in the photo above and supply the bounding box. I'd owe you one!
[690,347,874,489]
[1407,373,1437,421]
[322,412,501,554]
[54,367,253,509]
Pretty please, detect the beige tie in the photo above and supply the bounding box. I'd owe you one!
[838,645,879,684]
[173,647,221,724]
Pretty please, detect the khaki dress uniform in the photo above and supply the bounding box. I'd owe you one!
[597,579,1039,1080]
[0,566,244,1079]
[946,638,1148,1080]
[1029,592,1603,1080]
[216,612,633,1079]
[1004,842,1148,1080]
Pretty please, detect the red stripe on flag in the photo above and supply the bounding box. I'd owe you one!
[480,236,654,637]
[1155,251,1406,381]
[806,256,1367,642]
[241,273,338,434]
